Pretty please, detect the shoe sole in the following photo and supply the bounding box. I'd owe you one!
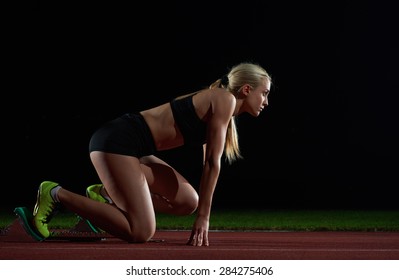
[77,216,102,234]
[14,207,46,241]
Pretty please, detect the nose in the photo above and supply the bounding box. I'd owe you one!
[263,97,269,107]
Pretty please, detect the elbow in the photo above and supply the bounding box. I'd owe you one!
[204,158,221,171]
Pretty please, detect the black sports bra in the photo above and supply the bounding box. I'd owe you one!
[170,94,207,146]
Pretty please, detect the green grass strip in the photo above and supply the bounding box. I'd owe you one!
[1,209,399,232]
[156,209,399,231]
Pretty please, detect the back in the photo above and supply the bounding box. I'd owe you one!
[170,94,207,146]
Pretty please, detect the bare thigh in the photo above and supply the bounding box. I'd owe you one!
[90,151,156,233]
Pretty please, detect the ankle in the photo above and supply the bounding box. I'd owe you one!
[50,186,62,202]
[100,186,113,204]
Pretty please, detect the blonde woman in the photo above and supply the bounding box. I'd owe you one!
[33,62,272,246]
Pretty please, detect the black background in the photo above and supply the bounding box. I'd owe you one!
[4,0,398,213]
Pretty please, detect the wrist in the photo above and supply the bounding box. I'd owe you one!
[196,212,210,220]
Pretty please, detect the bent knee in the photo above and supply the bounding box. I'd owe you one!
[183,197,198,214]
[176,193,198,215]
[126,221,156,243]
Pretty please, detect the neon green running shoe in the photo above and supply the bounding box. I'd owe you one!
[86,184,110,203]
[33,181,60,239]
[85,184,111,233]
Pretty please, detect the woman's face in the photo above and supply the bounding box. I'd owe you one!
[245,78,271,117]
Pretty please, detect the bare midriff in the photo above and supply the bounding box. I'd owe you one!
[140,103,184,151]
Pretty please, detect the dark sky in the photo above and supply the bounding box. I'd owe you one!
[5,1,398,211]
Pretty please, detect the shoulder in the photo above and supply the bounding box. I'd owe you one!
[191,88,236,122]
[209,88,236,116]
[195,88,235,106]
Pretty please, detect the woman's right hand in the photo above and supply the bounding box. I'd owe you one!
[187,215,209,246]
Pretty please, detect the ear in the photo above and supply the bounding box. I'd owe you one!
[242,84,252,96]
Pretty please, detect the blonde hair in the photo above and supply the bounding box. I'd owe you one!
[210,62,272,164]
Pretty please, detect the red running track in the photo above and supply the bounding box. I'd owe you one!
[1,226,399,260]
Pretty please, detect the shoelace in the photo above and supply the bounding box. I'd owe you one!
[41,202,56,223]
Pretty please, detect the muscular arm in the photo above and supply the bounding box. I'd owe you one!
[197,117,226,218]
[188,92,236,246]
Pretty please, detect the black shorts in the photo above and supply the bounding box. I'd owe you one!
[89,113,156,157]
